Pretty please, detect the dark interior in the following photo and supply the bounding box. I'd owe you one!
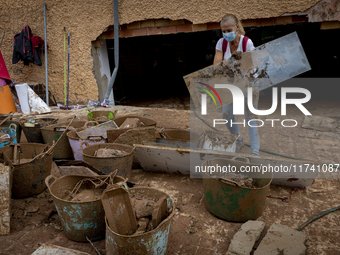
[107,21,340,105]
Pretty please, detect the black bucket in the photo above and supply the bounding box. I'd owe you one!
[20,118,57,143]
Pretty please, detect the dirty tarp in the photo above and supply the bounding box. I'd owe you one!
[185,32,311,114]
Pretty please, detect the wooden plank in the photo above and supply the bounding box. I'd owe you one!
[134,144,321,187]
[0,163,11,235]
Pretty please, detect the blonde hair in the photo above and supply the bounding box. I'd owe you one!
[220,13,245,35]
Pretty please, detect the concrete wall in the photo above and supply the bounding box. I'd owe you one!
[0,0,324,104]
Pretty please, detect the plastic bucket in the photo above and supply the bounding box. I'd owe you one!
[67,124,106,161]
[0,123,18,147]
[0,143,53,198]
[105,187,175,255]
[45,174,126,242]
[15,83,30,114]
[81,143,134,179]
[202,157,272,222]
[20,118,57,143]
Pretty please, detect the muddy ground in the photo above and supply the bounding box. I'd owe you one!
[1,95,340,255]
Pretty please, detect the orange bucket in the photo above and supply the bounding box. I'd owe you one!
[0,85,17,114]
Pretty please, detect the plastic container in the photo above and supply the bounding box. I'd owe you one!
[202,157,272,222]
[45,174,126,242]
[105,187,175,255]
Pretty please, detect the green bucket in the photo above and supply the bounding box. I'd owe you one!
[202,157,272,222]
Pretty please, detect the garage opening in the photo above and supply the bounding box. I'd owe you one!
[105,21,339,108]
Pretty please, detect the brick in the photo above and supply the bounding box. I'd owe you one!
[120,24,127,30]
[241,19,257,27]
[141,19,155,28]
[169,19,185,26]
[207,22,220,30]
[275,16,293,25]
[184,20,192,24]
[119,29,134,38]
[257,18,275,26]
[133,28,147,37]
[106,30,114,39]
[147,27,162,35]
[192,24,207,32]
[292,15,308,23]
[127,21,140,30]
[155,19,170,27]
[161,26,176,34]
[176,24,192,33]
[226,221,265,255]
[254,224,308,255]
[321,21,340,30]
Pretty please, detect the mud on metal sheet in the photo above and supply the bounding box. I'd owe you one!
[0,163,11,235]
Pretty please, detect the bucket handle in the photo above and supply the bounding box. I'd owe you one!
[83,121,99,128]
[80,141,90,151]
[87,135,105,141]
[231,156,250,163]
[9,123,17,131]
[45,175,57,192]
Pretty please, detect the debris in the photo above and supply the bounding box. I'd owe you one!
[86,236,102,255]
[70,189,104,202]
[31,243,91,255]
[95,148,128,157]
[76,120,118,140]
[25,206,39,214]
[220,173,257,188]
[301,115,338,133]
[133,218,150,235]
[254,224,308,255]
[0,163,11,235]
[226,220,265,255]
[101,186,137,235]
[119,118,144,129]
[151,197,168,230]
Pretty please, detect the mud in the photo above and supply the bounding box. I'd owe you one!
[69,189,104,202]
[95,148,128,157]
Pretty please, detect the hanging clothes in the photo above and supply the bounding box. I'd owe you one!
[12,25,47,66]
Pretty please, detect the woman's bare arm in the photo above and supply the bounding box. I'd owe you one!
[213,49,223,64]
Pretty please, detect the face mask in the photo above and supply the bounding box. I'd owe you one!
[223,31,236,42]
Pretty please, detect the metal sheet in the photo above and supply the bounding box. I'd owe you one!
[0,163,11,235]
[31,243,90,255]
[134,144,319,187]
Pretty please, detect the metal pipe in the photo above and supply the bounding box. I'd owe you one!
[103,0,119,104]
[43,3,49,105]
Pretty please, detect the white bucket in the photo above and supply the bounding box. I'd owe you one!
[27,86,51,114]
[15,83,30,114]
[202,131,237,153]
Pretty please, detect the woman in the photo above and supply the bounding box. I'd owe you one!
[213,13,260,155]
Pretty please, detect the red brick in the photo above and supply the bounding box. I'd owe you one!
[162,26,176,34]
[275,16,293,25]
[257,18,275,26]
[292,15,308,23]
[119,29,134,37]
[184,20,192,24]
[192,24,207,32]
[133,28,147,36]
[147,27,162,35]
[141,19,155,28]
[106,30,114,39]
[176,24,192,33]
[127,21,140,29]
[169,19,185,26]
[120,24,127,30]
[242,19,257,27]
[207,22,221,30]
[155,19,170,27]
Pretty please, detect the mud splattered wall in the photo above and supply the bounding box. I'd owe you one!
[0,0,321,104]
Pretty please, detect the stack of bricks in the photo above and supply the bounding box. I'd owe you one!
[99,15,309,40]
